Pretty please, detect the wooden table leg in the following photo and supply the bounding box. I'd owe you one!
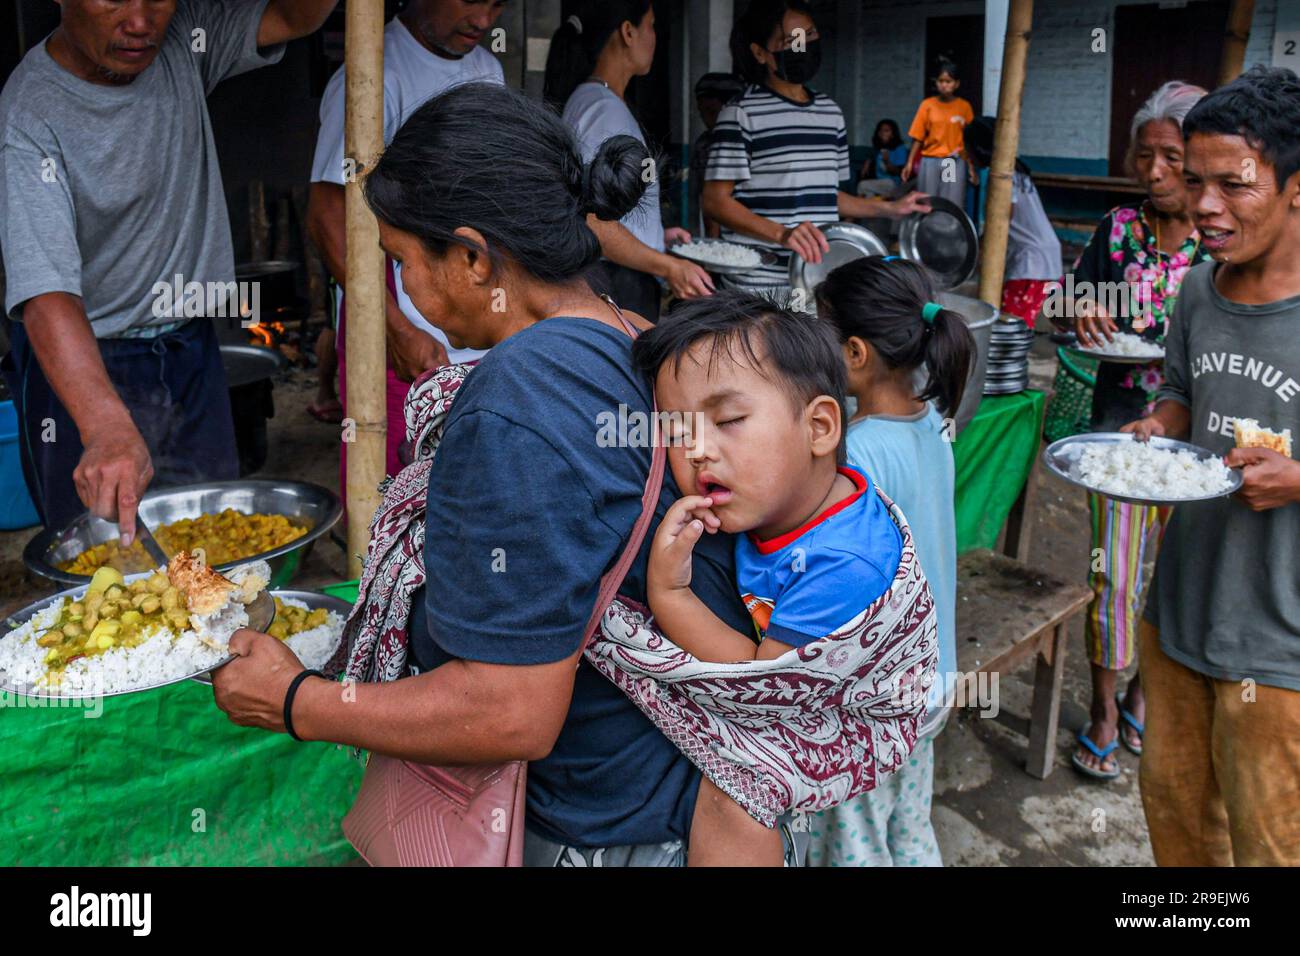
[1025,620,1069,779]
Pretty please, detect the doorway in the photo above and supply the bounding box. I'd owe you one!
[1109,1,1228,175]
[924,13,985,117]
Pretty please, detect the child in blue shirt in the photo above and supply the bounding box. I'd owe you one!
[808,255,975,866]
[633,290,910,866]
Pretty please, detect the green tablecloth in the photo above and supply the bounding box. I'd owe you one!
[952,390,1046,553]
[0,663,363,866]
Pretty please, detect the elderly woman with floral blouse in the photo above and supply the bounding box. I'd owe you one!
[1064,81,1211,780]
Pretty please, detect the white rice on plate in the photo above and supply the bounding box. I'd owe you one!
[1074,440,1233,499]
[1087,332,1164,358]
[276,596,346,671]
[0,560,272,697]
[0,598,226,696]
[672,240,762,269]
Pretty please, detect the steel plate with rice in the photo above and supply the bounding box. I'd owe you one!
[1068,332,1165,365]
[1043,433,1242,506]
[667,239,776,275]
[0,559,274,701]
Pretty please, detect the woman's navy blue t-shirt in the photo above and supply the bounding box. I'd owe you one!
[406,317,749,848]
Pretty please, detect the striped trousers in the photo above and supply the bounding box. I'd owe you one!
[1086,493,1171,670]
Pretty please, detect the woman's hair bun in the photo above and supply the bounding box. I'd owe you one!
[582,134,652,222]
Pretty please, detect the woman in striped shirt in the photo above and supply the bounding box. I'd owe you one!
[703,0,929,297]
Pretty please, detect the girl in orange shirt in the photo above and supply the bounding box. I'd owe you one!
[903,58,976,208]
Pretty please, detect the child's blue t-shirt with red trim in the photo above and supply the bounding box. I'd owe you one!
[735,466,902,647]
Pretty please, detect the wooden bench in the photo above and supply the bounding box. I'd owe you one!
[954,549,1091,778]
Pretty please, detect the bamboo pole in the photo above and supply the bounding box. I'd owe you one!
[977,0,1034,310]
[1218,0,1255,87]
[344,0,386,579]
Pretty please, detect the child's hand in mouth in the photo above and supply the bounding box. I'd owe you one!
[649,495,723,593]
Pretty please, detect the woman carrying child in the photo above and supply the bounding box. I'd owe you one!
[212,81,932,867]
[209,82,804,866]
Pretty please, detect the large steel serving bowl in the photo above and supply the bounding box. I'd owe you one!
[23,479,341,590]
[936,291,997,435]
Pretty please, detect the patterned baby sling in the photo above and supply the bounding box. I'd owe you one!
[327,362,938,828]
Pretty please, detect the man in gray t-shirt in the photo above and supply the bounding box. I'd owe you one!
[0,0,335,533]
[1122,66,1300,867]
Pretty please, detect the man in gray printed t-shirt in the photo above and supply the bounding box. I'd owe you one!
[0,0,335,534]
[1122,66,1300,868]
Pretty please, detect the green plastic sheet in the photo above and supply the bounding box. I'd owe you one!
[0,677,363,865]
[952,390,1046,554]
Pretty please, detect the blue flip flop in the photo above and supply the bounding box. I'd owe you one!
[1071,723,1121,780]
[1116,693,1144,756]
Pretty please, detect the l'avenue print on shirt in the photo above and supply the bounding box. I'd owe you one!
[1158,263,1300,455]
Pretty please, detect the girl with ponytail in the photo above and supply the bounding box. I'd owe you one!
[808,255,973,867]
[544,0,714,321]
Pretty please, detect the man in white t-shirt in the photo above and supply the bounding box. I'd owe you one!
[307,0,505,476]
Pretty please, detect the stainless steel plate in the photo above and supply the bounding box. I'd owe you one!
[1042,433,1242,506]
[189,589,352,686]
[899,196,979,289]
[24,479,342,590]
[0,577,274,701]
[788,221,888,296]
[1067,344,1165,365]
[667,240,777,276]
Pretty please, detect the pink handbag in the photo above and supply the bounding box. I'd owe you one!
[343,311,665,866]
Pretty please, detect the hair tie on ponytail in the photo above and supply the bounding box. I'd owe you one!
[922,301,943,324]
[567,14,583,34]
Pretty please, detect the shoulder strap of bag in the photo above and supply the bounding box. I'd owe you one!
[580,297,666,648]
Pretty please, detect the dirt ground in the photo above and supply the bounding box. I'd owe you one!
[0,331,1153,867]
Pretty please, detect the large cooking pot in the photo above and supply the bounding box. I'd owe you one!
[235,259,299,309]
[936,292,997,434]
[221,345,286,476]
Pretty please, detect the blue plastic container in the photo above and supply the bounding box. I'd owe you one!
[0,400,40,530]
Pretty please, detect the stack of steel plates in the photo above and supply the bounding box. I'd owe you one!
[984,315,1034,395]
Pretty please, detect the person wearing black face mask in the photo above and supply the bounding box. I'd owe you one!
[772,35,821,85]
[702,0,930,298]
